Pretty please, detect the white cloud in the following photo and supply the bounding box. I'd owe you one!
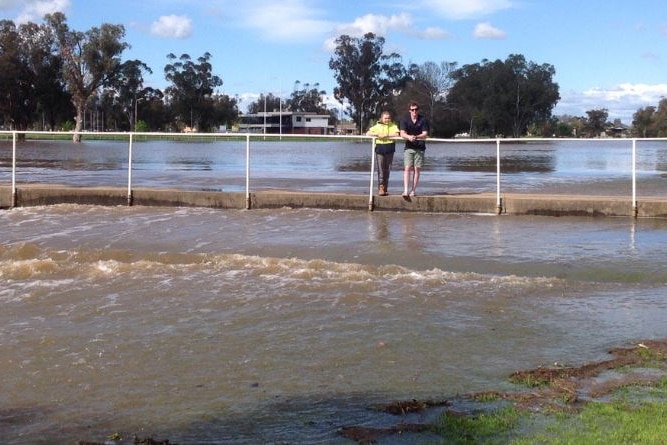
[336,12,450,41]
[238,0,333,41]
[13,0,70,24]
[585,83,667,102]
[417,26,451,40]
[323,12,449,51]
[421,0,513,20]
[236,92,261,112]
[473,22,506,39]
[335,12,413,37]
[555,83,667,123]
[150,15,192,39]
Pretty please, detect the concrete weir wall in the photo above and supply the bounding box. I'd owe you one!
[2,185,667,218]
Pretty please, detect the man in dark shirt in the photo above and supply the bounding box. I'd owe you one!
[399,102,429,197]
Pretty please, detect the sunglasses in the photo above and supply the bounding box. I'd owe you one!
[410,108,419,111]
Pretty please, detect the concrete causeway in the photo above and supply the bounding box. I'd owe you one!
[2,184,667,218]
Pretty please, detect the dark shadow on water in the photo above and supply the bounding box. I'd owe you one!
[336,159,372,172]
[165,159,214,171]
[69,392,448,445]
[445,155,555,173]
[336,155,555,174]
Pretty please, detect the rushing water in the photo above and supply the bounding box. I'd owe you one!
[3,206,667,444]
[2,138,667,444]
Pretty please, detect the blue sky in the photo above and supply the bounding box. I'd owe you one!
[2,0,667,123]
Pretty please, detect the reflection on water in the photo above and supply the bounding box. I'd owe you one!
[500,155,555,173]
[654,148,667,172]
[445,155,555,173]
[165,158,214,171]
[336,158,371,172]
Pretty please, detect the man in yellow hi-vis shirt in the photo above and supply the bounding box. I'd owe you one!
[367,111,400,196]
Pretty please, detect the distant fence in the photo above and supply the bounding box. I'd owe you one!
[2,130,666,215]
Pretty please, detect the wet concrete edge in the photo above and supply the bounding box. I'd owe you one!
[2,185,667,218]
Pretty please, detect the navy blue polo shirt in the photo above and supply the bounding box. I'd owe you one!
[400,113,429,150]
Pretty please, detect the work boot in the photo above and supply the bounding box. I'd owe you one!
[379,184,387,196]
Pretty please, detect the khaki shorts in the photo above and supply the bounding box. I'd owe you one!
[404,148,425,168]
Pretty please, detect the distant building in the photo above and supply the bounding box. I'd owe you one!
[606,125,630,138]
[336,121,358,135]
[238,111,334,135]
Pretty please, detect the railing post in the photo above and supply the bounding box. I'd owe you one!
[245,134,251,210]
[368,138,376,211]
[632,138,637,218]
[11,131,17,208]
[127,132,134,206]
[496,138,502,214]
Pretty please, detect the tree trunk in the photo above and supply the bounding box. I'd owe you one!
[73,104,83,143]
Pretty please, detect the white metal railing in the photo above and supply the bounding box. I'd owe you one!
[127,132,133,205]
[2,130,664,215]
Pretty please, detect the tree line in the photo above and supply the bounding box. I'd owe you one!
[0,15,661,141]
[0,13,240,142]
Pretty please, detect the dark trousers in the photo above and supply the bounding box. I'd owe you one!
[376,152,394,188]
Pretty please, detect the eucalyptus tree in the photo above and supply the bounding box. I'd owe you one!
[329,32,406,133]
[45,12,129,142]
[164,52,223,131]
[394,61,460,137]
[287,81,327,113]
[448,54,560,137]
[406,61,457,121]
[632,106,655,138]
[20,21,73,131]
[210,93,239,130]
[648,98,667,137]
[139,87,169,131]
[631,98,667,138]
[0,20,34,131]
[584,108,609,137]
[0,19,72,132]
[112,59,153,130]
[246,92,281,114]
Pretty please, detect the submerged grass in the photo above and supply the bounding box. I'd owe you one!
[426,377,667,445]
[432,406,520,444]
[513,397,667,445]
[342,341,667,444]
[426,385,667,444]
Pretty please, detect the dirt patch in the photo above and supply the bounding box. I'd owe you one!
[78,437,173,445]
[339,339,667,444]
[340,423,431,444]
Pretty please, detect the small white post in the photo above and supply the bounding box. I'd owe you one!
[11,131,17,207]
[632,138,637,217]
[368,138,376,211]
[245,134,251,209]
[496,139,502,214]
[127,133,133,205]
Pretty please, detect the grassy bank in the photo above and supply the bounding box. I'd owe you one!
[341,340,667,444]
[434,387,667,444]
